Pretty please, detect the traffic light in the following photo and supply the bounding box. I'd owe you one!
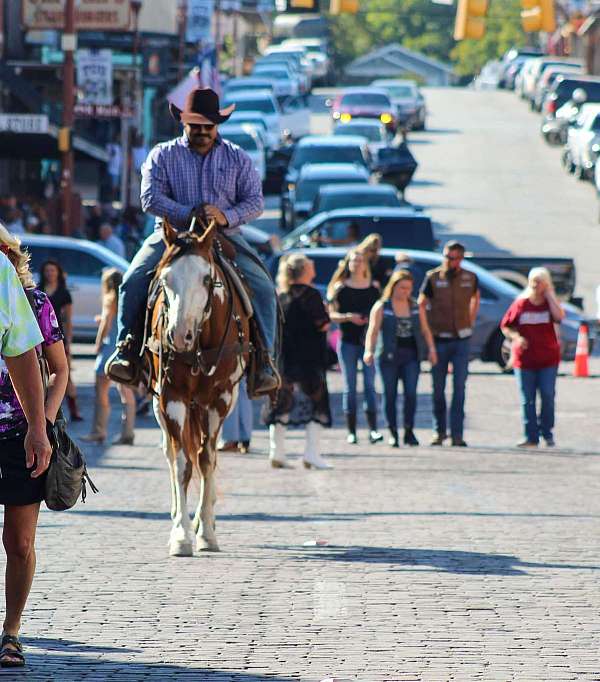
[454,0,489,40]
[329,0,359,15]
[289,0,317,7]
[521,0,556,32]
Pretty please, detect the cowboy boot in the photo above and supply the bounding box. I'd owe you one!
[81,399,109,444]
[366,411,384,444]
[105,334,142,386]
[303,422,333,470]
[113,401,136,445]
[269,424,294,469]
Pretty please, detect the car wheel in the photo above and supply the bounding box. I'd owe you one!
[489,329,513,373]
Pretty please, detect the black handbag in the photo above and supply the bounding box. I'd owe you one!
[45,412,98,511]
[24,289,98,511]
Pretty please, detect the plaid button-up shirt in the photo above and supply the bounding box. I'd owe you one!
[140,134,264,234]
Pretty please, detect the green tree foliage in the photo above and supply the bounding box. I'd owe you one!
[329,0,526,77]
[451,0,526,76]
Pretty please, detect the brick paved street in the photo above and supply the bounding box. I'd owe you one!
[10,350,600,681]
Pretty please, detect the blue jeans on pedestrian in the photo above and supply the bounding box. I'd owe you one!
[338,341,377,415]
[514,366,558,443]
[378,357,420,430]
[431,338,470,438]
[117,230,277,354]
[221,378,253,443]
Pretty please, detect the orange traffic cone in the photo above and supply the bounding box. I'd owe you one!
[573,323,590,378]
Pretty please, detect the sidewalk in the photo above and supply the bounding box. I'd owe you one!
[16,353,600,680]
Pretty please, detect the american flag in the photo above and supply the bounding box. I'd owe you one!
[198,46,221,95]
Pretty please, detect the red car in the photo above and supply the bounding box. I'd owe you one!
[330,87,397,132]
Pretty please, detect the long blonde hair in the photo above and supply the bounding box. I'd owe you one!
[276,253,309,293]
[520,266,554,299]
[326,249,371,301]
[0,223,35,288]
[101,268,123,307]
[381,269,413,302]
[357,232,382,261]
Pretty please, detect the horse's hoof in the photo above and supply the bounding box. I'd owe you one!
[197,537,220,552]
[169,540,194,557]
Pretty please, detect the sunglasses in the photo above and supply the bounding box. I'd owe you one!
[189,124,216,132]
[444,254,462,262]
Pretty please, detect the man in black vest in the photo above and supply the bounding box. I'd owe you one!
[419,240,480,447]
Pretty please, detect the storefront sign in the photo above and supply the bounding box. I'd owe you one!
[0,114,49,134]
[77,49,113,106]
[22,0,131,31]
[186,0,214,43]
[74,104,133,118]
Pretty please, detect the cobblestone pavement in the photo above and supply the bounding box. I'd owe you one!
[8,350,600,681]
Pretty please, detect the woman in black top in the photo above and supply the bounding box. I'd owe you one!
[39,260,82,422]
[327,249,382,445]
[264,254,333,470]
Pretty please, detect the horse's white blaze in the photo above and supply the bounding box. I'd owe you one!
[214,276,225,304]
[162,254,211,349]
[220,390,232,408]
[166,400,186,431]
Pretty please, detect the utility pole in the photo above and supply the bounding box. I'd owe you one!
[59,0,76,235]
[178,0,188,81]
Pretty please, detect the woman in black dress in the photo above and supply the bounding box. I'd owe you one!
[39,260,82,422]
[264,254,333,470]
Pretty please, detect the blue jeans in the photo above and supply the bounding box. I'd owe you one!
[117,230,277,354]
[514,366,558,443]
[378,356,420,430]
[221,378,253,442]
[338,341,377,415]
[431,338,470,438]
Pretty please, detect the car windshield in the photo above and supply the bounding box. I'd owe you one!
[226,82,272,93]
[227,98,276,114]
[341,93,391,107]
[334,125,383,142]
[318,192,399,212]
[290,146,366,169]
[230,117,267,130]
[254,70,290,80]
[222,133,258,150]
[384,85,416,98]
[298,178,365,202]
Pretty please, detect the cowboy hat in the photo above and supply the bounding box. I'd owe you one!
[169,87,235,125]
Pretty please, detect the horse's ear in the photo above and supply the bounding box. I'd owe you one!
[163,219,177,245]
[199,220,217,250]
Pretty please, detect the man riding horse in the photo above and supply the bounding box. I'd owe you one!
[106,88,280,395]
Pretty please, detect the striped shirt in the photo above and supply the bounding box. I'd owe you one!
[140,134,264,234]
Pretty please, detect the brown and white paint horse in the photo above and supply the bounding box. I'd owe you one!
[148,219,251,556]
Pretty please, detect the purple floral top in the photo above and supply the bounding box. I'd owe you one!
[0,289,63,438]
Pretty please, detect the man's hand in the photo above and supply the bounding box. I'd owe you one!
[25,424,52,479]
[514,335,528,350]
[203,204,228,227]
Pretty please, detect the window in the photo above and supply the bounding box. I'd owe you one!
[222,133,258,151]
[226,98,276,114]
[386,86,416,99]
[334,125,384,142]
[290,145,368,170]
[341,93,391,107]
[319,191,399,213]
[55,248,106,278]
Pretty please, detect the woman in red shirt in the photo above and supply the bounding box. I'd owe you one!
[501,268,565,447]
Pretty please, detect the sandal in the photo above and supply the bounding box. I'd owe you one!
[0,633,24,668]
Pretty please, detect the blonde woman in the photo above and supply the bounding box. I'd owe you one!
[328,250,382,444]
[364,270,434,447]
[501,267,565,447]
[264,254,333,469]
[83,269,136,445]
[0,225,68,667]
[357,232,391,289]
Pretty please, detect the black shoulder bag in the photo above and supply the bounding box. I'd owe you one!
[24,289,98,511]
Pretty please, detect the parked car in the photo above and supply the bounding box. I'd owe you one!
[280,207,435,252]
[564,103,600,181]
[223,77,276,98]
[542,75,600,121]
[284,134,373,187]
[268,247,586,369]
[20,235,129,341]
[370,79,427,130]
[499,47,543,89]
[311,183,404,216]
[281,162,371,231]
[329,87,398,132]
[226,111,271,153]
[333,118,392,156]
[263,46,313,93]
[220,123,267,181]
[223,90,283,148]
[522,57,581,106]
[533,65,582,112]
[251,64,300,99]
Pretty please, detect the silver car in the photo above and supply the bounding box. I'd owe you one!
[371,79,427,130]
[20,234,129,341]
